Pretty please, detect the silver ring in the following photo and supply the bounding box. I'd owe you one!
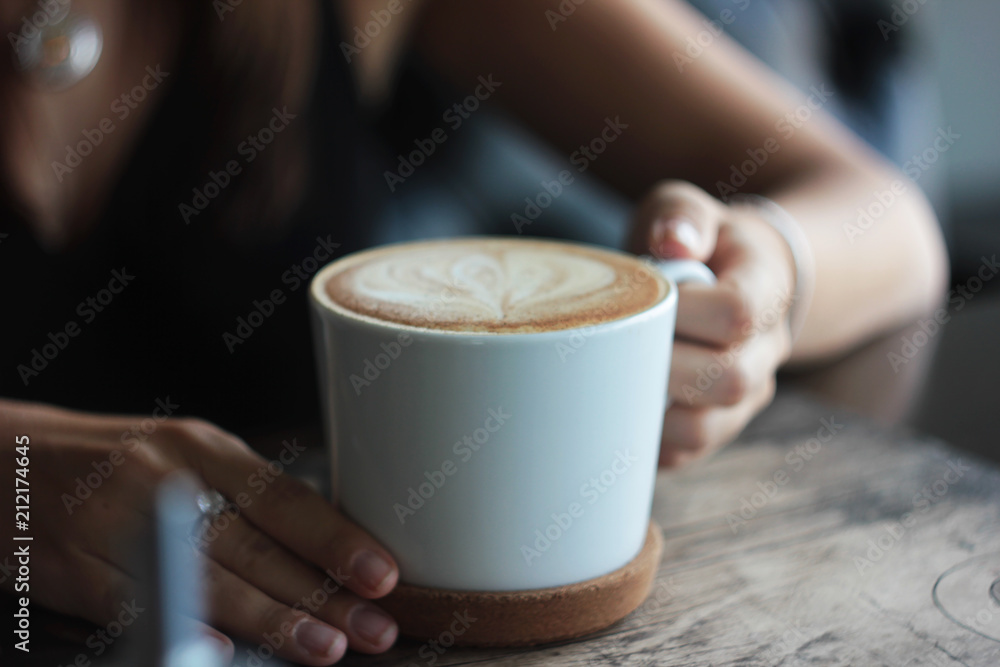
[195,488,227,518]
[191,489,228,539]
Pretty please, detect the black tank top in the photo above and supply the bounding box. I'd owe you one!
[0,2,375,438]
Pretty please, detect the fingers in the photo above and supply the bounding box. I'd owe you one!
[628,180,723,261]
[203,557,348,666]
[659,376,776,468]
[674,222,794,346]
[712,220,795,331]
[63,548,138,626]
[36,552,233,664]
[173,420,398,600]
[199,512,397,653]
[656,209,798,467]
[182,618,236,663]
[668,324,789,408]
[674,282,756,346]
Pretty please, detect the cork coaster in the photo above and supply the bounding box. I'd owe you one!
[377,521,664,647]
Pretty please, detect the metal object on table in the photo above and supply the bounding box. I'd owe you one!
[113,473,227,667]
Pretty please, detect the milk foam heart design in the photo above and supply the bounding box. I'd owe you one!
[323,238,668,333]
[448,254,507,318]
[347,248,613,320]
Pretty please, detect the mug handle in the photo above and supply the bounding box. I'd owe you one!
[645,258,717,287]
[645,258,716,414]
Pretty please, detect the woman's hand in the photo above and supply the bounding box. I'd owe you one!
[628,182,801,467]
[0,399,399,665]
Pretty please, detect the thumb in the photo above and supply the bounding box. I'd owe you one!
[629,181,722,263]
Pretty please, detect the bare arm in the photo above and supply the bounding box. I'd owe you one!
[413,0,948,364]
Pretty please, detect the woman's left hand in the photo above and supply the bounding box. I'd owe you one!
[628,181,800,467]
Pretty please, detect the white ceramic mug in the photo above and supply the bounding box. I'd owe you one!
[310,242,714,591]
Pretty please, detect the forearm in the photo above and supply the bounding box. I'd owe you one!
[768,164,948,365]
[415,0,826,196]
[415,0,949,364]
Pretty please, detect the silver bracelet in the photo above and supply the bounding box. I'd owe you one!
[728,194,815,343]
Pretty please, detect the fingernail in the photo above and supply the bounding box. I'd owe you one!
[654,217,701,258]
[351,604,398,646]
[651,217,671,248]
[209,635,234,661]
[353,550,393,592]
[295,621,344,659]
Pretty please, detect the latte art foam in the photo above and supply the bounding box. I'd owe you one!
[324,238,667,333]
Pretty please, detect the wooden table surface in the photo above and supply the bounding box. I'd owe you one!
[341,392,1000,667]
[15,391,1000,666]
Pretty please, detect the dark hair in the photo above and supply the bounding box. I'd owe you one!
[184,1,316,239]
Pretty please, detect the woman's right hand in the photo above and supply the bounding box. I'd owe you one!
[0,399,399,665]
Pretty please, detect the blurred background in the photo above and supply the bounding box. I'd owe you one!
[372,0,1000,463]
[6,2,998,664]
[902,0,1000,460]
